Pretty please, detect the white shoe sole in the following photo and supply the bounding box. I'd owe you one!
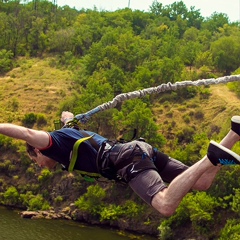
[210,140,240,163]
[231,116,240,124]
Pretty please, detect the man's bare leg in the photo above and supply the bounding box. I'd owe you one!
[152,130,240,216]
[152,157,214,216]
[193,130,240,190]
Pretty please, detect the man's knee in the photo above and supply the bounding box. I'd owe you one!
[151,189,177,217]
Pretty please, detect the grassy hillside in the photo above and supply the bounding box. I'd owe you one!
[1,57,240,146]
[0,57,240,239]
[0,57,74,128]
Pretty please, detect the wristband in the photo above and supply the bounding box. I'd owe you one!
[63,117,73,123]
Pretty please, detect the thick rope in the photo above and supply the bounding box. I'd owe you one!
[75,75,240,123]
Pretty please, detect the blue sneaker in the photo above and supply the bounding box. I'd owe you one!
[231,116,240,136]
[207,140,240,166]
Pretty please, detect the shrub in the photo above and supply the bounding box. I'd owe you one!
[183,114,190,123]
[194,109,204,120]
[3,186,19,205]
[38,169,53,182]
[158,192,220,239]
[99,200,144,222]
[0,135,13,149]
[22,113,37,127]
[231,188,240,215]
[100,204,123,221]
[26,166,36,176]
[176,127,195,144]
[0,49,13,74]
[20,191,50,210]
[28,194,50,211]
[75,184,106,215]
[122,200,144,218]
[36,113,47,126]
[54,196,63,203]
[219,219,240,239]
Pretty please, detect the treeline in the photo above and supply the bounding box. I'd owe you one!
[1,0,240,145]
[2,1,240,239]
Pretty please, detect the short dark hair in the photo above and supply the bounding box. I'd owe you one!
[26,143,37,157]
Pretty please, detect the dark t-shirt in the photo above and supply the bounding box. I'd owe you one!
[40,128,107,173]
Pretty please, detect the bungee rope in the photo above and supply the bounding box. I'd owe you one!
[73,75,240,124]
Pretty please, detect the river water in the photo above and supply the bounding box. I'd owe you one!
[0,206,157,240]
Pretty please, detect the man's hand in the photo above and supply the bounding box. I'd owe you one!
[61,111,74,124]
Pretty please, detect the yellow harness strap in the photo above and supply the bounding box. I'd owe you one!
[68,135,94,172]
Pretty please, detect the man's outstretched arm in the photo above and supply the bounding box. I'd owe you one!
[0,123,50,149]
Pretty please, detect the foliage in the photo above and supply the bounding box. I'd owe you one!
[100,200,144,222]
[38,169,53,182]
[211,36,240,75]
[219,219,240,240]
[231,188,240,215]
[100,204,123,221]
[36,113,47,126]
[2,186,19,205]
[0,49,13,74]
[1,2,240,239]
[0,135,14,150]
[112,99,166,147]
[22,113,37,127]
[158,192,221,239]
[75,184,106,215]
[24,193,50,211]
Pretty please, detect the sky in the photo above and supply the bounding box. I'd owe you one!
[56,0,240,23]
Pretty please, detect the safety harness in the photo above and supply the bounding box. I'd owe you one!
[61,120,158,183]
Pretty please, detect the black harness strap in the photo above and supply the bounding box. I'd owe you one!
[78,130,100,151]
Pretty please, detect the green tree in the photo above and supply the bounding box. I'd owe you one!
[202,12,229,33]
[113,99,166,147]
[180,41,202,68]
[0,49,13,73]
[48,28,75,53]
[211,36,240,74]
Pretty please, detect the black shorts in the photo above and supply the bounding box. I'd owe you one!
[128,156,189,205]
[104,140,188,205]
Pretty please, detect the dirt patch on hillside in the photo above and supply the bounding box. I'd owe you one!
[210,84,240,107]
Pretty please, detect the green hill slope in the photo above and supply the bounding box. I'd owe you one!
[0,57,240,239]
[0,57,74,127]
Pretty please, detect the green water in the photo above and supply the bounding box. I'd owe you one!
[0,206,157,240]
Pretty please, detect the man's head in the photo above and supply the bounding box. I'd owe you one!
[26,143,57,169]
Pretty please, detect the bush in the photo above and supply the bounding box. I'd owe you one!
[176,127,195,144]
[20,191,50,210]
[122,200,144,218]
[231,188,240,215]
[36,113,47,126]
[75,184,106,215]
[158,192,221,239]
[22,113,37,127]
[38,169,53,182]
[99,200,144,222]
[194,109,204,120]
[0,135,13,149]
[219,219,240,239]
[3,186,19,205]
[28,194,50,211]
[100,204,123,221]
[54,196,63,203]
[0,49,13,74]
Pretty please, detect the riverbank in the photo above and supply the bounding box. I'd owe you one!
[0,206,156,240]
[20,204,159,238]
